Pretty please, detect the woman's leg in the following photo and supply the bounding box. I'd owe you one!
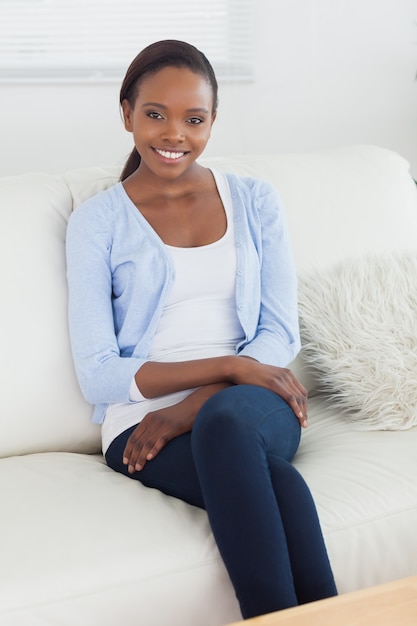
[105,384,337,619]
[191,384,337,618]
[266,453,337,605]
[105,426,205,508]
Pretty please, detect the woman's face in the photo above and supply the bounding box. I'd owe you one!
[122,66,216,180]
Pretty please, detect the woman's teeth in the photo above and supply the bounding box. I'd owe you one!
[155,149,185,160]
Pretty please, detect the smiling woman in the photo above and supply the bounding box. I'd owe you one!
[119,40,218,181]
[120,64,222,247]
[121,68,216,178]
[65,39,337,620]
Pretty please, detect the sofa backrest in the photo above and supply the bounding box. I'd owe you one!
[1,146,416,457]
[0,173,101,457]
[203,145,417,273]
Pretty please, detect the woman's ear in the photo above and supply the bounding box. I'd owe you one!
[121,99,134,132]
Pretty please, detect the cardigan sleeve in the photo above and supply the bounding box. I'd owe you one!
[236,179,301,367]
[66,197,145,406]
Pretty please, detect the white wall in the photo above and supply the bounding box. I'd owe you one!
[1,0,417,176]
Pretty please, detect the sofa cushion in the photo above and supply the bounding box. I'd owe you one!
[1,400,417,625]
[63,166,120,208]
[0,174,100,458]
[203,145,417,274]
[298,251,417,430]
[297,396,417,593]
[0,452,240,626]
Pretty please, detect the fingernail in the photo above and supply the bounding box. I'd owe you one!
[123,457,128,465]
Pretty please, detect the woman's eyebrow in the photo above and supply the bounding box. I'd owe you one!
[186,107,210,114]
[141,102,209,114]
[141,102,166,108]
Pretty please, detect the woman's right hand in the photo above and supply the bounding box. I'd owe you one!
[232,356,308,427]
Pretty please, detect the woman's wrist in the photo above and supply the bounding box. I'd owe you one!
[222,355,248,385]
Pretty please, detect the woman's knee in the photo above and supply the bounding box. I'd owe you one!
[192,385,301,460]
[195,384,242,423]
[193,385,260,440]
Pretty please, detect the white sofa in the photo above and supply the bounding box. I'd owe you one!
[1,145,417,626]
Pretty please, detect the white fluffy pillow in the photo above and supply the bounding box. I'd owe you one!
[298,252,417,430]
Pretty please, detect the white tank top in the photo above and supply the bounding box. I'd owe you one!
[102,170,244,453]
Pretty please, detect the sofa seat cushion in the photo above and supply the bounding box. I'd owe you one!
[0,452,240,626]
[297,395,417,592]
[1,398,417,626]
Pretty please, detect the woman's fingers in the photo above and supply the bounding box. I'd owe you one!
[292,378,308,427]
[236,358,308,425]
[276,370,308,427]
[122,411,182,473]
[123,420,157,472]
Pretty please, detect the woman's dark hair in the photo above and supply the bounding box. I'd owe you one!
[119,40,218,181]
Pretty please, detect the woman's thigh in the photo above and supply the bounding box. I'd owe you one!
[105,385,301,508]
[105,426,205,508]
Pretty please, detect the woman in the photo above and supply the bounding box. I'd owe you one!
[66,39,337,619]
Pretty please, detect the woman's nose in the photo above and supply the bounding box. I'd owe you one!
[161,121,184,143]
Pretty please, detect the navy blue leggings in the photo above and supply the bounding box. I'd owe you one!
[105,385,337,618]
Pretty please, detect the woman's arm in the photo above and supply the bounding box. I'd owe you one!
[66,197,146,407]
[134,356,233,397]
[237,179,301,366]
[135,355,307,423]
[126,355,308,473]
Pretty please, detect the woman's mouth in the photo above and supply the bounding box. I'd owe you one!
[154,148,186,160]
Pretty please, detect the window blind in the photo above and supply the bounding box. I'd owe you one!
[0,0,254,82]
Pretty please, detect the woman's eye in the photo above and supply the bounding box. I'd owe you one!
[147,111,163,119]
[188,117,203,125]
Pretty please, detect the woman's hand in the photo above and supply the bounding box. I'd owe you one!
[122,406,190,473]
[234,357,308,428]
[123,382,231,473]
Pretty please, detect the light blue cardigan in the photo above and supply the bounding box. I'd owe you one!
[66,172,301,424]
